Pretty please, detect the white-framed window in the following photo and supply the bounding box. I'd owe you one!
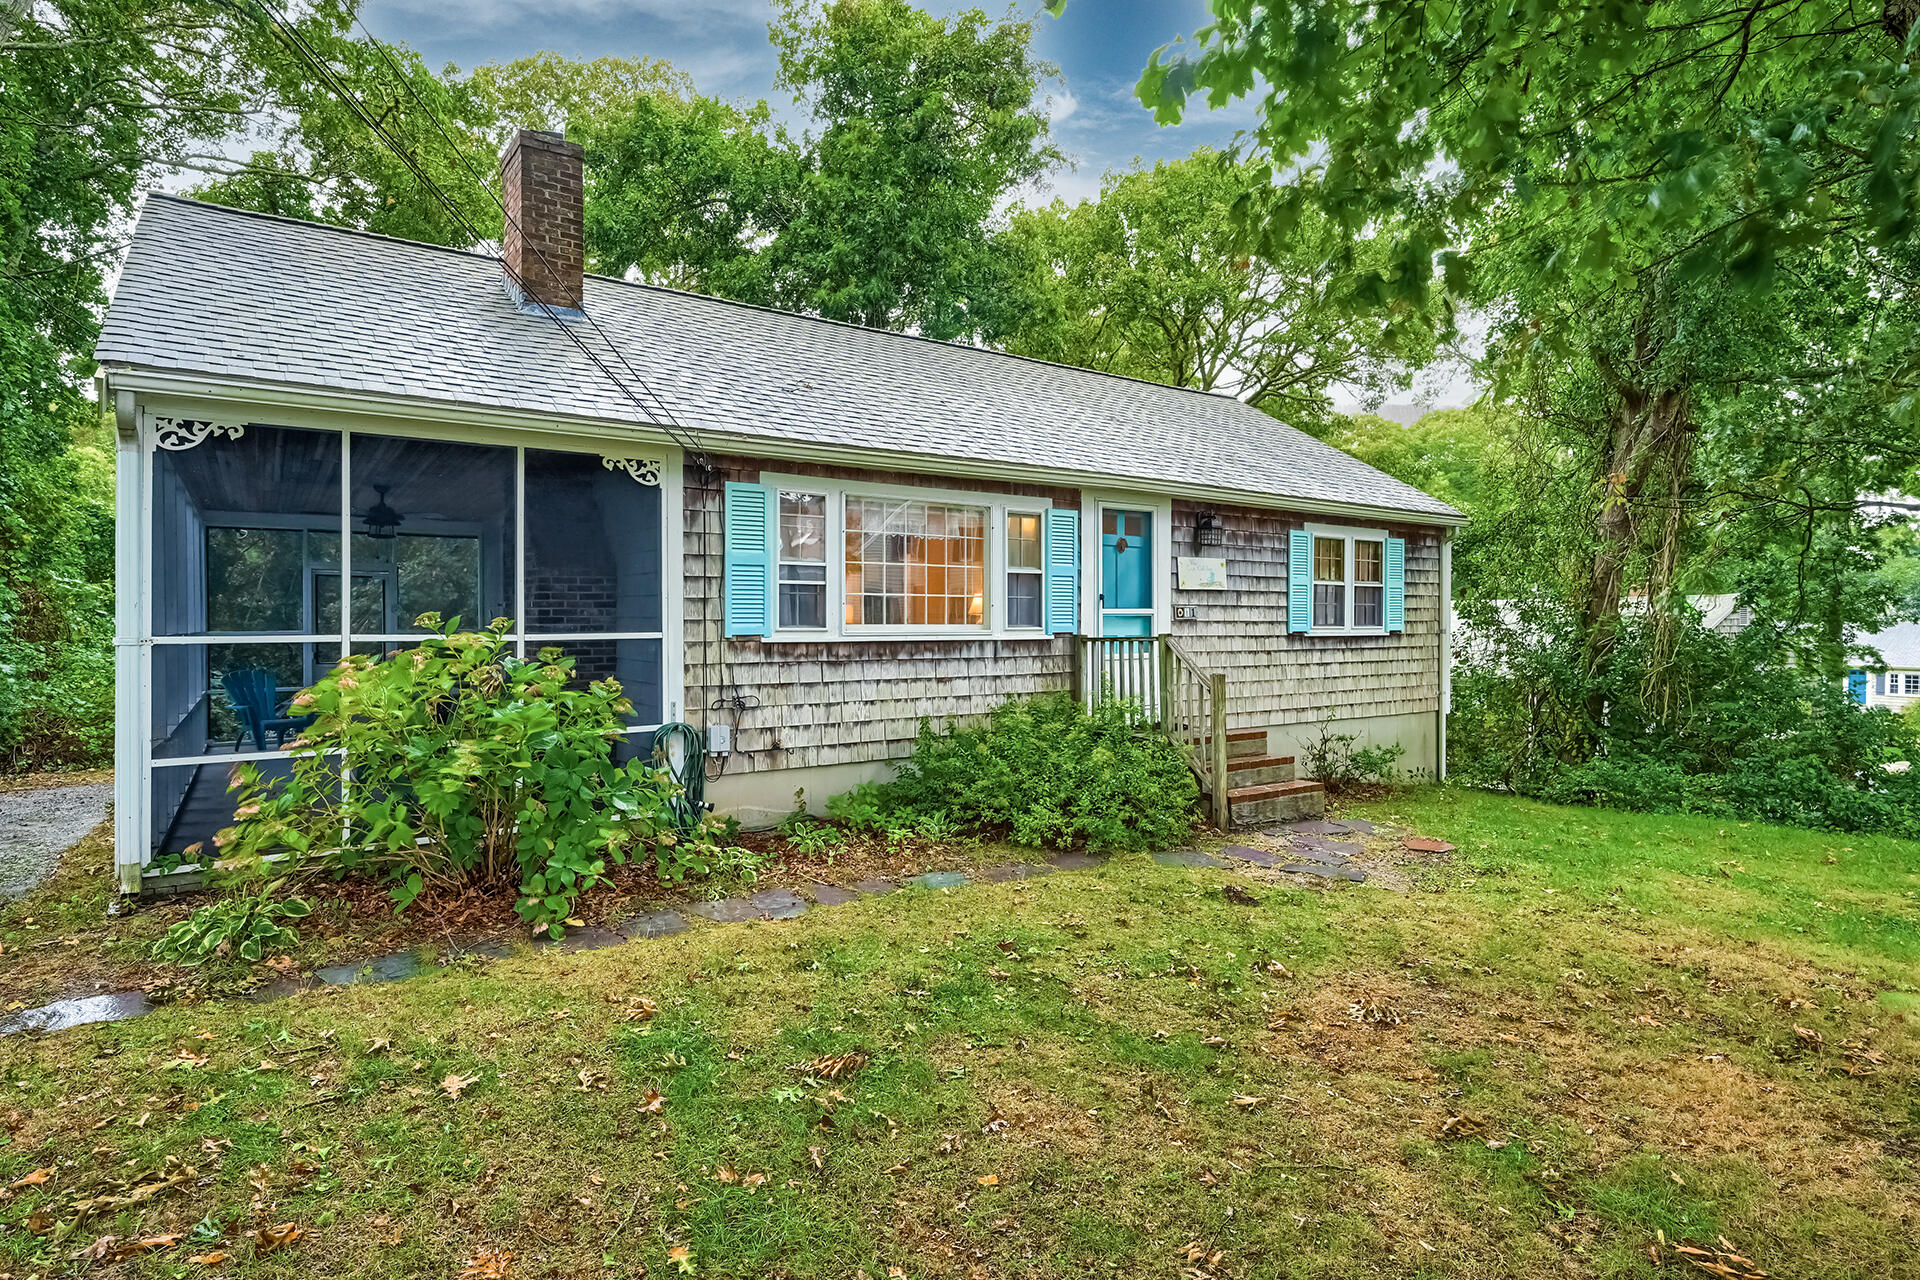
[758,473,1050,640]
[1006,510,1044,630]
[1903,672,1920,696]
[845,496,986,628]
[1306,524,1388,634]
[777,490,828,630]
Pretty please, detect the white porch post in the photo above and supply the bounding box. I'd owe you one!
[111,386,147,893]
[1438,528,1453,781]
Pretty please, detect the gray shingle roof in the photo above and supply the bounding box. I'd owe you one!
[97,194,1462,522]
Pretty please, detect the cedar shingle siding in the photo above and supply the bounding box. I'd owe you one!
[684,456,1076,772]
[684,458,1441,775]
[1169,499,1441,732]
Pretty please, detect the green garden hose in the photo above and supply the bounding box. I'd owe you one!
[652,722,706,834]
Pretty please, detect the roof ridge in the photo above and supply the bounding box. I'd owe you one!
[140,191,1287,418]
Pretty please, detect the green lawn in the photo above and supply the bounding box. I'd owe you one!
[2,788,1915,1278]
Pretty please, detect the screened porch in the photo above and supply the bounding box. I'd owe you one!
[140,420,669,867]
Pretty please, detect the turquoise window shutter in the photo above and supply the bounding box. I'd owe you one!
[1384,536,1406,632]
[723,482,775,638]
[1043,508,1079,634]
[1287,528,1312,633]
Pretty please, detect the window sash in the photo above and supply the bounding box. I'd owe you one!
[777,491,830,630]
[1305,528,1388,633]
[844,496,988,630]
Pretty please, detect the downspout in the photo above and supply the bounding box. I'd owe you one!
[1438,529,1452,781]
[108,375,147,894]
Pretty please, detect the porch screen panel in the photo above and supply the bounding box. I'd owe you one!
[346,434,515,634]
[152,641,308,760]
[149,756,337,863]
[535,639,665,727]
[152,424,341,636]
[522,449,663,634]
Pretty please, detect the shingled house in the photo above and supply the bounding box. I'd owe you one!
[95,130,1464,892]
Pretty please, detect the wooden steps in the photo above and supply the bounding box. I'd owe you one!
[1225,777,1326,827]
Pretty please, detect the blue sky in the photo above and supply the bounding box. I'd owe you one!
[359,0,1252,205]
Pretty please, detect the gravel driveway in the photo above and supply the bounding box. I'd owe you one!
[0,780,112,902]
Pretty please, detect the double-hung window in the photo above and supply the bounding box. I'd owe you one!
[1308,526,1388,634]
[1904,672,1920,696]
[777,491,828,629]
[1006,511,1044,629]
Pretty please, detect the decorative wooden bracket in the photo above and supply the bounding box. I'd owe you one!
[601,456,664,486]
[151,416,246,451]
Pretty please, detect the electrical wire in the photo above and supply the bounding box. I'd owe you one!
[233,0,714,474]
[340,13,713,473]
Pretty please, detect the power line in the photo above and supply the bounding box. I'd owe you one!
[342,15,711,471]
[234,0,714,473]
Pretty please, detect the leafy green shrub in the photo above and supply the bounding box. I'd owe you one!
[1452,599,1920,838]
[152,880,311,966]
[846,692,1198,852]
[0,576,113,772]
[215,616,729,935]
[1300,719,1406,793]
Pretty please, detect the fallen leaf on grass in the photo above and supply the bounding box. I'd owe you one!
[977,1174,1000,1186]
[456,1246,515,1278]
[1439,1115,1485,1139]
[1230,1095,1266,1110]
[253,1222,305,1253]
[1672,1239,1769,1279]
[441,1072,480,1099]
[807,1050,870,1079]
[187,1251,231,1264]
[808,1146,825,1171]
[7,1167,52,1189]
[667,1244,695,1273]
[642,1088,666,1114]
[76,1233,185,1262]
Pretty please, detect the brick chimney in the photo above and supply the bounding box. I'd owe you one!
[500,129,585,313]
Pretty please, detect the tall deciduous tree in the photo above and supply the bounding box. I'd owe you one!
[769,0,1061,337]
[584,96,800,305]
[988,153,1421,429]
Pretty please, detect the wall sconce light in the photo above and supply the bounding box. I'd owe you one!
[1192,508,1223,552]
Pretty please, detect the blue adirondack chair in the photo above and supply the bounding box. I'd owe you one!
[221,667,313,751]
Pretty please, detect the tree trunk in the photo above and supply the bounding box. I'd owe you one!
[1885,0,1920,44]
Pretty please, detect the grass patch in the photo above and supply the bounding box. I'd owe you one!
[0,789,1915,1277]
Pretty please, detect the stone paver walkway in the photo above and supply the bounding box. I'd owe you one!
[2,817,1440,1037]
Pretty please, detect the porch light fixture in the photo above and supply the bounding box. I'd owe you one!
[362,484,404,540]
[1192,508,1222,551]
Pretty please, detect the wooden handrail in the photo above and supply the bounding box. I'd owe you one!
[1073,633,1231,829]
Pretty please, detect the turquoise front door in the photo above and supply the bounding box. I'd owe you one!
[1100,508,1153,637]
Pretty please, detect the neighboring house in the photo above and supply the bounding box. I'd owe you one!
[1848,621,1920,710]
[94,130,1463,893]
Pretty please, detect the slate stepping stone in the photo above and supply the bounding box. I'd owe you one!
[1292,836,1362,858]
[1153,849,1227,868]
[851,877,897,896]
[981,863,1053,882]
[745,888,811,920]
[688,896,768,923]
[1287,820,1348,836]
[1279,843,1349,867]
[618,909,690,940]
[1404,836,1456,854]
[1,990,154,1036]
[1337,819,1377,834]
[802,881,861,906]
[907,870,968,891]
[537,925,629,953]
[317,952,425,986]
[244,974,319,1002]
[1218,845,1283,867]
[1048,852,1101,871]
[1280,863,1368,882]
